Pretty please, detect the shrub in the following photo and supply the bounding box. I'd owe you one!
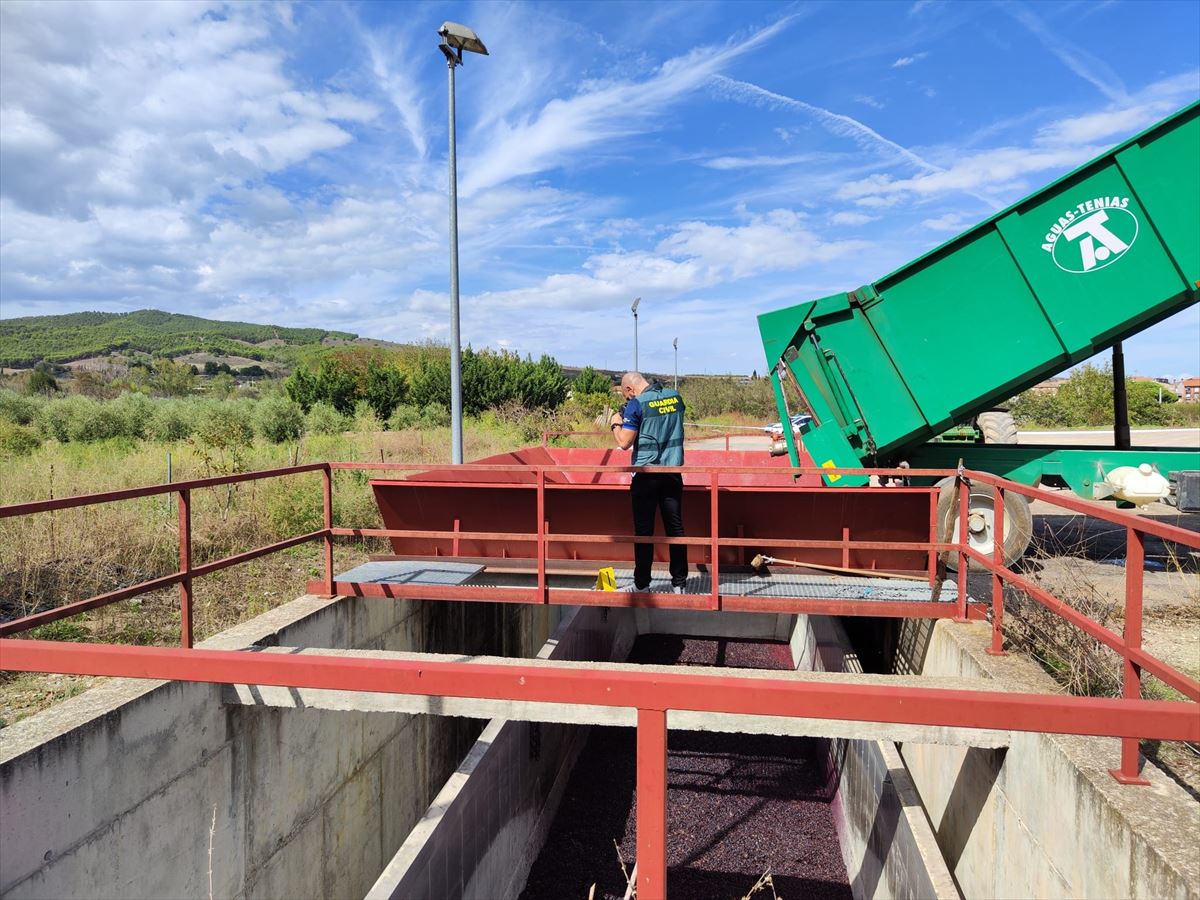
[110,392,154,439]
[573,366,612,395]
[0,389,41,425]
[351,399,382,432]
[386,404,422,431]
[1170,401,1200,426]
[420,403,450,427]
[36,395,93,442]
[0,421,42,457]
[305,401,348,435]
[68,398,129,442]
[149,400,196,442]
[194,401,255,451]
[258,396,305,443]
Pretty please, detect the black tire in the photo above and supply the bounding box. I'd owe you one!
[936,477,1033,570]
[976,410,1018,444]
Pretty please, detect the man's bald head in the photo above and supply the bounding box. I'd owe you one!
[619,371,649,400]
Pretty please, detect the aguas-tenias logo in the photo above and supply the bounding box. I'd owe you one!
[1040,196,1139,273]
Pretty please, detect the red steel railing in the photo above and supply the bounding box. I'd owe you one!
[1,464,1197,764]
[2,460,1198,899]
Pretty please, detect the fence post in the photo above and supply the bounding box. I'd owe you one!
[322,465,334,597]
[178,489,193,648]
[986,486,1006,656]
[1110,526,1149,784]
[536,468,547,604]
[636,707,668,900]
[927,489,938,588]
[955,474,969,621]
[709,472,720,610]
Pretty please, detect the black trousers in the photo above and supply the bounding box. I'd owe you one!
[631,472,688,589]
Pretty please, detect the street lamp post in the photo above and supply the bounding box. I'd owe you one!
[673,337,678,390]
[631,297,641,371]
[438,21,488,465]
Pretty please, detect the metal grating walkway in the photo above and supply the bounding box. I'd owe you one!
[333,561,958,604]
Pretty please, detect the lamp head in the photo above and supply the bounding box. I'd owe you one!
[631,297,641,313]
[673,337,678,350]
[438,22,488,55]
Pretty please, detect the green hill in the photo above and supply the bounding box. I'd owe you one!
[0,309,357,368]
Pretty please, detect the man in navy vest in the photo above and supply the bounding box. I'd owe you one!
[609,372,688,593]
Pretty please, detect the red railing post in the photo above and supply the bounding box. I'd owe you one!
[956,474,969,621]
[536,467,547,604]
[178,489,193,648]
[636,707,668,900]
[927,489,938,587]
[1111,526,1149,784]
[841,526,851,569]
[322,465,334,597]
[724,433,730,452]
[709,472,720,610]
[987,487,1006,656]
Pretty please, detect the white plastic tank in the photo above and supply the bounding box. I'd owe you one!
[1102,463,1170,506]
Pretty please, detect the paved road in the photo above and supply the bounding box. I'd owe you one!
[1019,428,1199,448]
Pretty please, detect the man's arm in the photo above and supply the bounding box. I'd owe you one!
[610,400,639,450]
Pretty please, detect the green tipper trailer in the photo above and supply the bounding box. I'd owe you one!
[759,101,1200,564]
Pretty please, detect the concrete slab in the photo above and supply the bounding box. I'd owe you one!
[221,646,1010,748]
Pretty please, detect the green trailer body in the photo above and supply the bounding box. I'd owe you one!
[760,101,1200,490]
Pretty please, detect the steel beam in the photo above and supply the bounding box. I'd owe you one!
[1,640,1195,743]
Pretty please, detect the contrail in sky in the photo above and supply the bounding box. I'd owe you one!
[711,75,1001,209]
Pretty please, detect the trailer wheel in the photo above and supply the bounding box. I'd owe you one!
[936,477,1032,570]
[976,410,1018,444]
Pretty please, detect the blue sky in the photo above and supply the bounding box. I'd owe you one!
[1,0,1198,378]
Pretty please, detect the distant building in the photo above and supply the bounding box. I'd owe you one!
[1179,377,1200,402]
[1030,377,1068,394]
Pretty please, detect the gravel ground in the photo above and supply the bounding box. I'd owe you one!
[519,636,851,900]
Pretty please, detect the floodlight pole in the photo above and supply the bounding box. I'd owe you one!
[445,52,465,463]
[673,337,678,390]
[632,297,640,372]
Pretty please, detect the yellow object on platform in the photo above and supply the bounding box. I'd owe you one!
[594,566,616,591]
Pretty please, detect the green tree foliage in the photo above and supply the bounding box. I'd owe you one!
[0,389,42,425]
[26,364,59,396]
[573,366,612,395]
[149,401,195,442]
[305,401,348,435]
[0,309,355,367]
[209,371,237,399]
[0,421,42,457]
[678,376,776,420]
[1127,381,1177,426]
[364,359,407,419]
[284,357,360,413]
[257,396,305,443]
[1009,364,1186,428]
[152,357,197,397]
[1054,363,1113,426]
[194,401,255,451]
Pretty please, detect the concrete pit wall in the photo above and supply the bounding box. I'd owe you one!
[801,616,959,900]
[895,618,1200,900]
[374,609,956,900]
[0,594,561,900]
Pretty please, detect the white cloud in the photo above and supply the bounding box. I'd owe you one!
[702,152,827,170]
[891,52,928,68]
[837,145,1101,203]
[831,211,879,226]
[854,95,885,109]
[920,213,968,232]
[459,15,801,196]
